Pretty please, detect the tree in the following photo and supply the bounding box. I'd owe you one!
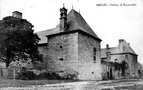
[0,16,42,67]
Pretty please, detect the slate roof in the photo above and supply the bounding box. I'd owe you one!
[101,47,118,58]
[101,40,137,58]
[122,43,137,55]
[36,9,101,44]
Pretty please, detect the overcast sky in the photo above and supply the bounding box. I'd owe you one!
[1,0,143,64]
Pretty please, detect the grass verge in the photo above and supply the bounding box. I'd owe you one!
[0,79,77,87]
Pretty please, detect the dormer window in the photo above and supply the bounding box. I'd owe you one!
[106,51,111,60]
[125,55,128,60]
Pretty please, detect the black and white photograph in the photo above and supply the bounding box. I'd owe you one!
[0,0,143,90]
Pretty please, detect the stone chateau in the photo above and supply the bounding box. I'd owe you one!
[37,6,102,80]
[36,6,139,80]
[1,6,139,80]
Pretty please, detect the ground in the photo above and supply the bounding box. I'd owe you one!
[0,79,75,87]
[1,79,143,90]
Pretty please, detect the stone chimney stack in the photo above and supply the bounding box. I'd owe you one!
[12,11,22,19]
[119,39,124,44]
[60,4,68,30]
[106,44,109,49]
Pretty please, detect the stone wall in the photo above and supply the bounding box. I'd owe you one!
[110,54,138,78]
[38,32,102,80]
[101,53,138,79]
[0,68,15,79]
[46,32,78,73]
[38,45,49,69]
[78,33,102,80]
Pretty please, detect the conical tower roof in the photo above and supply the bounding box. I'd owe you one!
[36,9,101,44]
[66,9,100,40]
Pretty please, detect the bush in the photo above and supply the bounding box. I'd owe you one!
[36,71,78,80]
[17,68,36,80]
[58,71,78,80]
[37,71,60,80]
[17,69,78,80]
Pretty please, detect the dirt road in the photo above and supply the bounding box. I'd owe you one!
[1,79,143,90]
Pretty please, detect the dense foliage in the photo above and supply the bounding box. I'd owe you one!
[0,16,42,67]
[17,69,78,80]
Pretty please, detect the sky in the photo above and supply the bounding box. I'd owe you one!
[0,0,143,64]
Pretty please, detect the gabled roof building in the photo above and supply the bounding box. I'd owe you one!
[36,6,138,80]
[101,39,138,79]
[36,6,102,80]
[36,9,101,44]
[0,6,139,80]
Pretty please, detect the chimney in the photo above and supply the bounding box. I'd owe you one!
[106,44,109,49]
[60,4,68,30]
[119,39,124,44]
[12,11,22,19]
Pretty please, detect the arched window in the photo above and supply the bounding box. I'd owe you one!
[93,48,96,63]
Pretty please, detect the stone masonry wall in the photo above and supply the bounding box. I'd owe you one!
[110,54,138,78]
[78,33,102,80]
[38,45,49,69]
[38,32,102,80]
[46,32,79,73]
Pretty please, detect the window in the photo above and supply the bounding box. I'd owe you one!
[125,55,129,61]
[93,48,96,63]
[60,45,63,49]
[59,44,63,51]
[59,58,63,61]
